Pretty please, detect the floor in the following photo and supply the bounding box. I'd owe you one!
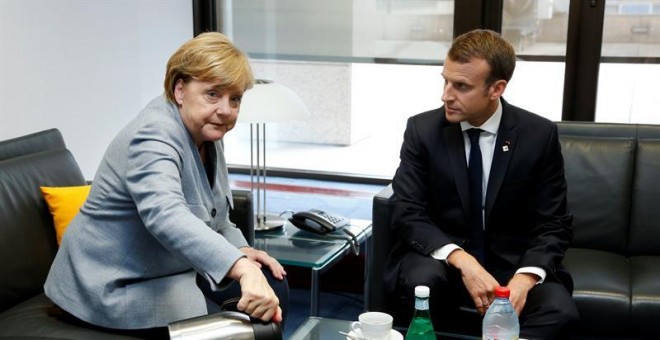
[228,173,387,338]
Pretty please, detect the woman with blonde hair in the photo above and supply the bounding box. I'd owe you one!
[45,32,288,338]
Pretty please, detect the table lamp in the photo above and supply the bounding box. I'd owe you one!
[239,79,311,231]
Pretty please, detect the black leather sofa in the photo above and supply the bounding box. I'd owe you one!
[368,121,660,339]
[0,129,254,339]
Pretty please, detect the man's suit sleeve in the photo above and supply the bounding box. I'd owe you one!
[391,115,455,255]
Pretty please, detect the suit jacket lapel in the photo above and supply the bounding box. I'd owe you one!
[215,140,233,209]
[444,124,470,216]
[485,104,517,222]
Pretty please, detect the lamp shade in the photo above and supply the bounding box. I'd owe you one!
[239,80,311,123]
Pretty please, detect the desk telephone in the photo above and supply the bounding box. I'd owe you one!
[289,209,350,235]
[289,209,359,255]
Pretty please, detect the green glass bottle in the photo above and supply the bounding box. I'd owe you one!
[405,285,435,340]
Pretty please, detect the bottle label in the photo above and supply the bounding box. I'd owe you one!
[414,298,429,310]
[482,298,519,340]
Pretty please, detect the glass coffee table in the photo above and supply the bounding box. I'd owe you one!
[289,317,481,340]
[254,219,372,316]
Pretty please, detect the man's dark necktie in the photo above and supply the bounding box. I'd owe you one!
[467,128,485,263]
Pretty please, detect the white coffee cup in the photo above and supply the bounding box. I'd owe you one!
[350,312,393,339]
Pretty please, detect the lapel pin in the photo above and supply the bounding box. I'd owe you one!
[502,140,511,152]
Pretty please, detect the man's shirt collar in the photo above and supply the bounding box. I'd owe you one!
[460,99,502,135]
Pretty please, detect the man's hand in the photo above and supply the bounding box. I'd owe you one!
[447,249,499,315]
[228,257,283,323]
[506,273,539,315]
[240,247,287,280]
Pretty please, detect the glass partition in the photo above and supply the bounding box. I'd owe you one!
[502,0,570,57]
[217,0,660,179]
[602,0,660,58]
[596,0,660,123]
[228,0,455,64]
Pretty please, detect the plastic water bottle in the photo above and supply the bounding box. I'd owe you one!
[405,285,435,340]
[482,286,520,340]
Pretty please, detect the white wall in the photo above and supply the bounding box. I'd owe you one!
[0,0,193,179]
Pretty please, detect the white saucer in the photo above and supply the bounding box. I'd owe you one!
[346,329,403,340]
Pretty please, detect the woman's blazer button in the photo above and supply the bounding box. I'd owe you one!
[210,208,217,217]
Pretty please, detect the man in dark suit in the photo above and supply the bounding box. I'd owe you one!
[384,29,578,339]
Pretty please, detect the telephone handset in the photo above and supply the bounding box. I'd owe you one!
[289,209,350,235]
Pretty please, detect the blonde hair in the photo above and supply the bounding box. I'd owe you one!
[164,32,254,103]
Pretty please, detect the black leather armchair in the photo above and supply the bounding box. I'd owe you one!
[368,122,660,339]
[0,129,255,339]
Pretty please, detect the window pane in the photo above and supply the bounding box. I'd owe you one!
[601,0,660,58]
[595,63,660,124]
[221,0,454,178]
[223,62,442,178]
[501,0,570,56]
[500,1,567,122]
[229,0,454,63]
[504,61,564,122]
[597,1,660,124]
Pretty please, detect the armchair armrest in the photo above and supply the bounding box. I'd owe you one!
[368,184,394,312]
[229,190,254,247]
[0,128,66,161]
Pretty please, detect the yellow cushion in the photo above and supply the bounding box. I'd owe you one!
[40,185,91,246]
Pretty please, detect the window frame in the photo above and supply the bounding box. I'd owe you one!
[194,0,660,180]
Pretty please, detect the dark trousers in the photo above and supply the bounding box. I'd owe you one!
[49,269,289,339]
[390,251,579,340]
[47,305,169,340]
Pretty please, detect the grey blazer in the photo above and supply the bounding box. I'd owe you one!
[44,96,249,329]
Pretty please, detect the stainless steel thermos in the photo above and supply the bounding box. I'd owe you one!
[168,311,282,340]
